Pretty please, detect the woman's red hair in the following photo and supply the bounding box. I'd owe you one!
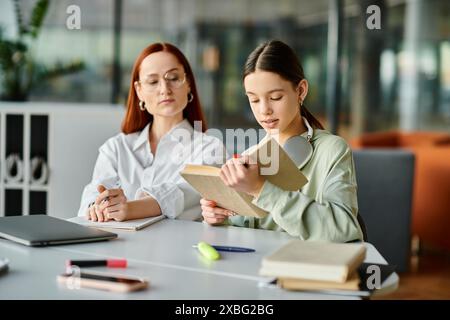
[122,43,207,134]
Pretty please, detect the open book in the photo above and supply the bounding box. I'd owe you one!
[259,240,367,283]
[180,136,308,218]
[68,215,165,231]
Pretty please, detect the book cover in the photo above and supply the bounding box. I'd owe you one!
[259,240,367,283]
[243,135,308,191]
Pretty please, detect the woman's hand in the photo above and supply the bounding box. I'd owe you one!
[101,188,129,221]
[87,185,129,222]
[220,155,265,197]
[201,198,234,225]
[86,185,107,221]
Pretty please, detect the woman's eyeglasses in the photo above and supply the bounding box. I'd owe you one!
[137,71,186,92]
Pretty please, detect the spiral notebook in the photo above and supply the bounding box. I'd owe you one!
[68,215,165,231]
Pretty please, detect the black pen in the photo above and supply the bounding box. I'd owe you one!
[192,245,255,253]
[213,245,255,252]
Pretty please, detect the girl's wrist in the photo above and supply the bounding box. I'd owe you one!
[249,178,265,198]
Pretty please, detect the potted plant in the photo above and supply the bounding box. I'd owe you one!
[0,0,85,101]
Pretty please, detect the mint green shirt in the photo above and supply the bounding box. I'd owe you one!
[228,129,364,242]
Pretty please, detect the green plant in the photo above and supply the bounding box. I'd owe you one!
[0,0,85,101]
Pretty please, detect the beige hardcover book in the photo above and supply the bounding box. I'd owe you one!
[259,240,366,283]
[277,272,361,291]
[180,136,308,218]
[181,165,268,218]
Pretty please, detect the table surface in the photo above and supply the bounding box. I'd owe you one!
[0,219,398,299]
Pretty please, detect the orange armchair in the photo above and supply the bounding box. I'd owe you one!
[351,131,450,251]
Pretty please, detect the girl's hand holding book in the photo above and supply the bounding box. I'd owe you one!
[220,155,266,198]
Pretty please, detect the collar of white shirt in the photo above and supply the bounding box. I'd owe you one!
[132,119,194,152]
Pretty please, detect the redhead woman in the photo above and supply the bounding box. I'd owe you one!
[78,43,225,222]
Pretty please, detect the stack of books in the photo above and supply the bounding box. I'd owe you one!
[181,136,308,218]
[259,240,368,295]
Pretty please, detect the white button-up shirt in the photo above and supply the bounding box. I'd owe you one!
[78,119,227,220]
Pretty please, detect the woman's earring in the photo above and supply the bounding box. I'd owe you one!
[139,100,146,111]
[188,92,194,103]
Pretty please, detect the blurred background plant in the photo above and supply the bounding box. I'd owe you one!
[0,0,84,101]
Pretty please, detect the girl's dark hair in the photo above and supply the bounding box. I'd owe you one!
[243,40,324,130]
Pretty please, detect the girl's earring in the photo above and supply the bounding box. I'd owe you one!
[188,92,194,103]
[139,100,146,111]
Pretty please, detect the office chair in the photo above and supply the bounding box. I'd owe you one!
[353,149,415,272]
[357,214,368,242]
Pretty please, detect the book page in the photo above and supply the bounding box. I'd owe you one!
[246,137,308,191]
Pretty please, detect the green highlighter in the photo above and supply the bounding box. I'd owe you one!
[194,241,221,260]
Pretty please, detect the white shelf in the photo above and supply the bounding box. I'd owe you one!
[1,184,48,191]
[0,102,124,218]
[3,183,25,190]
[29,185,49,192]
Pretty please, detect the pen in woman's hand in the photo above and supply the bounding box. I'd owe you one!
[99,182,122,204]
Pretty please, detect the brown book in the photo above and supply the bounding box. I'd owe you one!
[180,136,308,218]
[277,272,361,291]
[259,240,366,283]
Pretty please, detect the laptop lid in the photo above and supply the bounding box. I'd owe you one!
[0,215,117,247]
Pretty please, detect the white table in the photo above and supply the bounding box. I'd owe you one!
[0,219,398,299]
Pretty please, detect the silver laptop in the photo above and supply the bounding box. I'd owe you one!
[0,215,117,247]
